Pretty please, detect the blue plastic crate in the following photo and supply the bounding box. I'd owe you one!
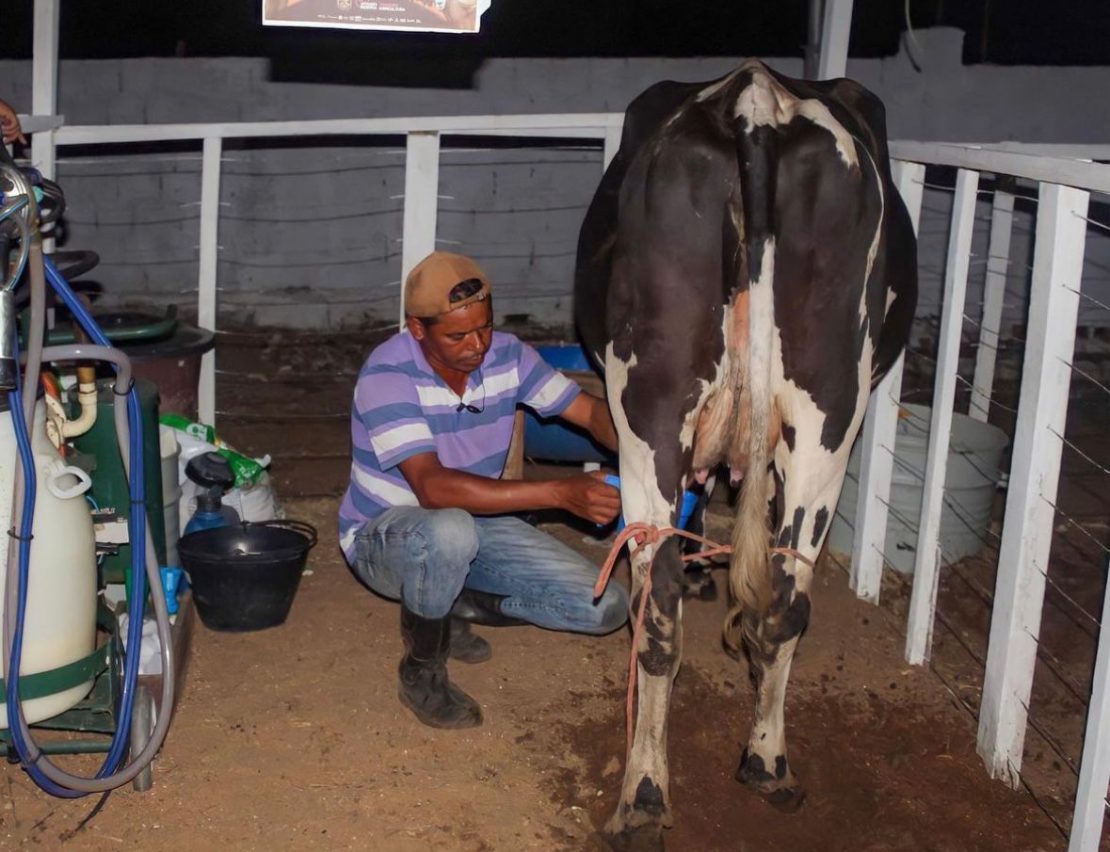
[524,344,612,463]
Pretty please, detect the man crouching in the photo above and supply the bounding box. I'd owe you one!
[339,251,627,728]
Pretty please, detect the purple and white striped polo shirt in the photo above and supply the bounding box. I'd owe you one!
[338,330,580,562]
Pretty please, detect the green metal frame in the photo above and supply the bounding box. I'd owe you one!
[0,602,123,755]
[0,643,109,703]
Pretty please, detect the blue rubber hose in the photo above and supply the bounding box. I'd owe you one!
[43,257,148,771]
[4,360,139,791]
[1,162,168,795]
[3,261,149,793]
[5,385,82,797]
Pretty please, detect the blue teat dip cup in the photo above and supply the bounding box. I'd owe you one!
[602,474,698,531]
[159,566,184,615]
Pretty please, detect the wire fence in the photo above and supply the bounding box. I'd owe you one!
[54,139,602,330]
[831,163,1110,846]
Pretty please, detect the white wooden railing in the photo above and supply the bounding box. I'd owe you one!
[874,141,1110,852]
[20,115,1110,850]
[38,114,625,423]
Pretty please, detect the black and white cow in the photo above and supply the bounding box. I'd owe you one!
[575,60,917,849]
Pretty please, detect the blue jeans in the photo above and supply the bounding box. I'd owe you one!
[351,507,628,635]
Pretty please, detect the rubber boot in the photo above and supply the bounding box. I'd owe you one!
[449,588,527,628]
[398,606,482,729]
[449,618,492,664]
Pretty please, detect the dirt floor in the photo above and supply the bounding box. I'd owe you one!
[0,497,1067,851]
[0,328,1092,850]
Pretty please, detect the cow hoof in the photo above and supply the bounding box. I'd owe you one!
[602,824,665,852]
[735,750,806,813]
[764,785,807,813]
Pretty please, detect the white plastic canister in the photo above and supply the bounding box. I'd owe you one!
[0,400,97,727]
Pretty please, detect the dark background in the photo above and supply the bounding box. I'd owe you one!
[2,0,1109,85]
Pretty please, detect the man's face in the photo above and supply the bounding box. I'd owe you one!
[408,299,494,376]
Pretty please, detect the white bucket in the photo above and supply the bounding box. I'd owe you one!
[828,404,1009,574]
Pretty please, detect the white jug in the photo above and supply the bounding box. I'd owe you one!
[0,400,98,727]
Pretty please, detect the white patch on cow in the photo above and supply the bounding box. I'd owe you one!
[861,145,884,286]
[773,337,873,471]
[749,236,777,420]
[678,311,732,452]
[695,65,745,103]
[732,68,859,170]
[766,255,874,493]
[852,141,886,329]
[734,74,778,128]
[604,343,674,537]
[660,107,684,133]
[793,99,858,168]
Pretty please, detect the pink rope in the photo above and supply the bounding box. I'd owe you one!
[595,523,814,758]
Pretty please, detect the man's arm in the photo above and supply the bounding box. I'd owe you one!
[398,452,620,525]
[559,391,618,452]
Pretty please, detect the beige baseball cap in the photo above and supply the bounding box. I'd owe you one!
[404,251,491,318]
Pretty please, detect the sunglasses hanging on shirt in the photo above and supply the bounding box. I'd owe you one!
[456,368,486,414]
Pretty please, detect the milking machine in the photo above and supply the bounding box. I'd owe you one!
[0,145,175,795]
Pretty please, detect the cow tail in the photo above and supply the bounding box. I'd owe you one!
[724,75,779,651]
[723,272,775,650]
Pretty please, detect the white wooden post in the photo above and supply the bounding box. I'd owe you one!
[197,136,222,426]
[31,0,60,256]
[850,160,924,603]
[969,188,1015,422]
[905,168,980,664]
[30,0,59,182]
[816,0,854,79]
[977,182,1089,785]
[399,131,441,327]
[805,0,825,79]
[1069,558,1110,852]
[603,124,622,171]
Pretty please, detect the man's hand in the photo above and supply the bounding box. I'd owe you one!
[555,470,621,525]
[0,101,27,146]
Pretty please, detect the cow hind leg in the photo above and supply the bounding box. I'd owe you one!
[736,578,810,813]
[735,430,851,812]
[603,349,694,850]
[605,533,685,851]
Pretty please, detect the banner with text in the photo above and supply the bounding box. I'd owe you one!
[263,0,489,34]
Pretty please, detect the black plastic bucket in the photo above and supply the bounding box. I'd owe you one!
[178,520,317,632]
